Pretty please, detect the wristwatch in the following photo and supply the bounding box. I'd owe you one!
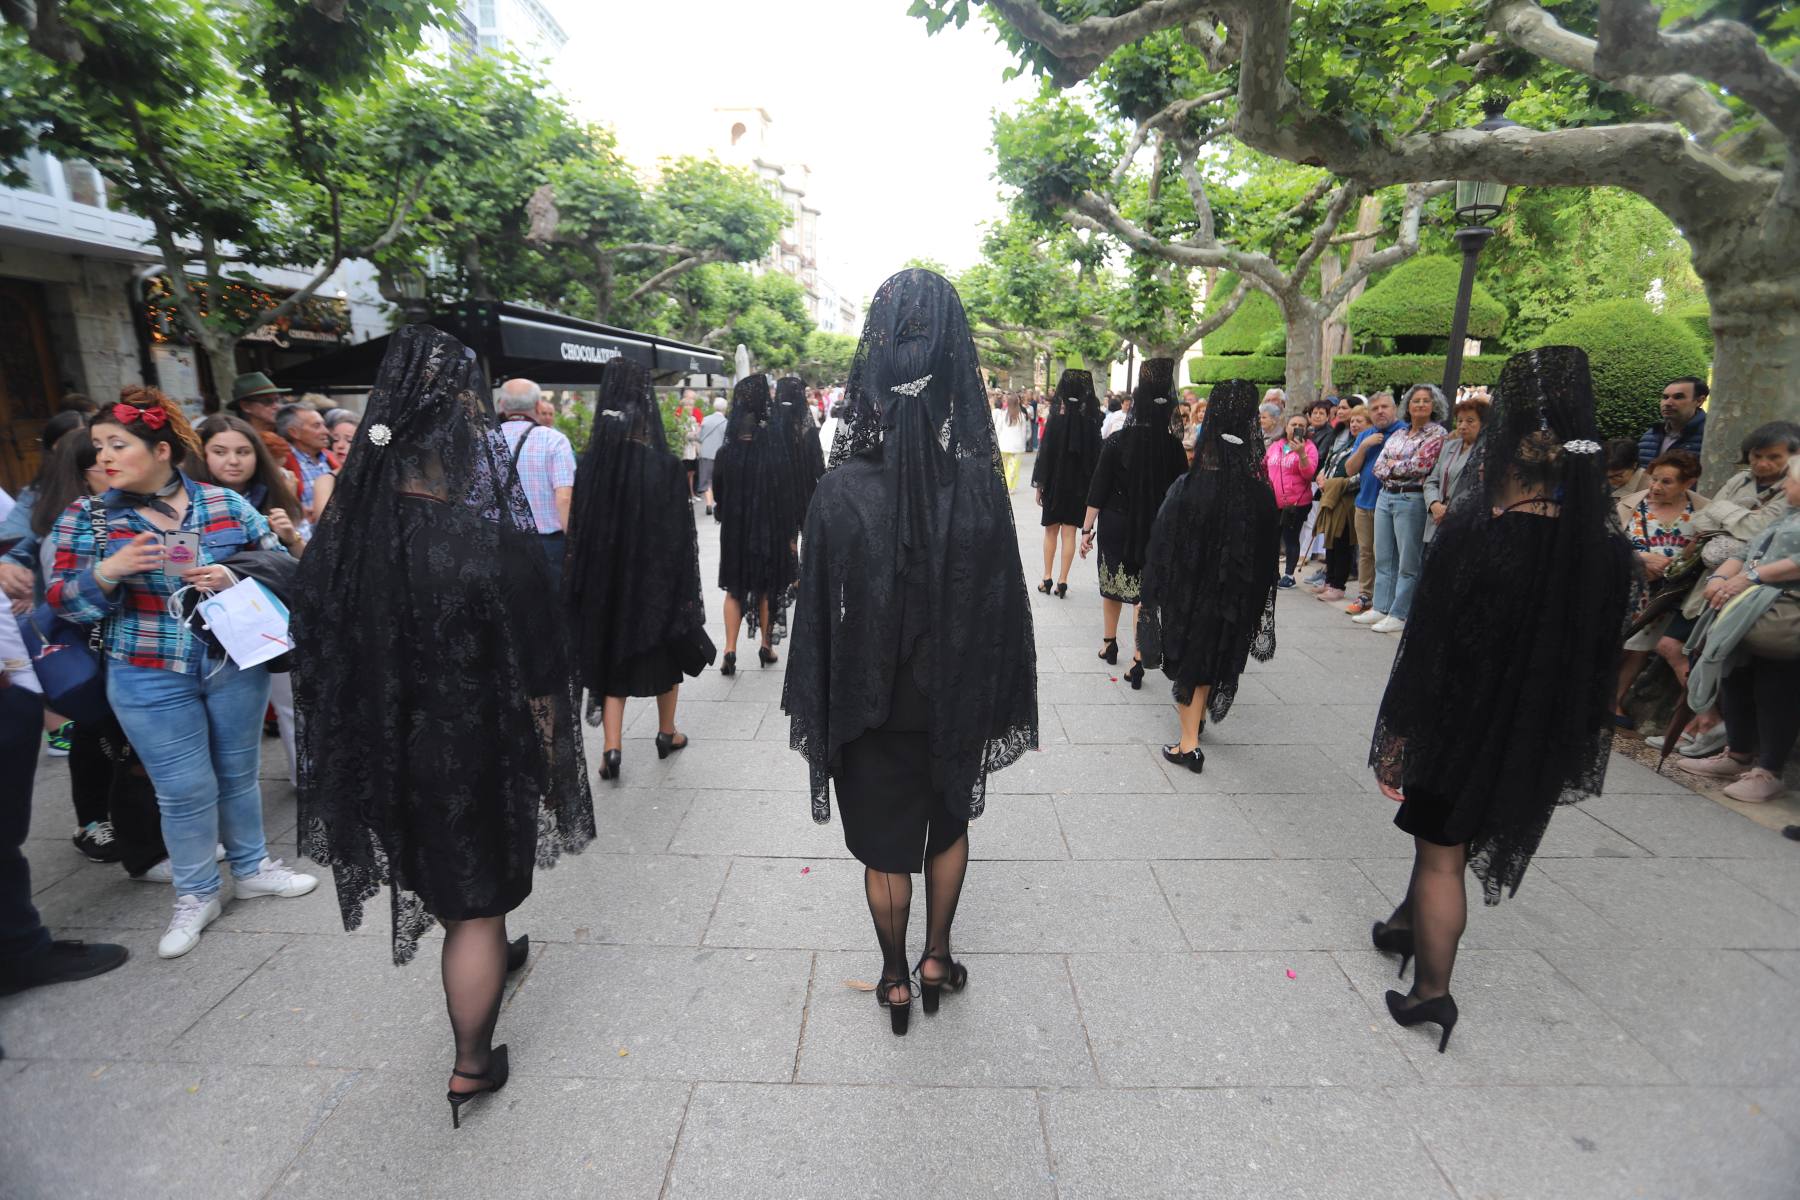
[1746,566,1762,585]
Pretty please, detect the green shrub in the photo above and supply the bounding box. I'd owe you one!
[1329,354,1508,397]
[1201,279,1283,356]
[1189,354,1286,385]
[1669,302,1713,356]
[1537,299,1709,440]
[1346,255,1507,346]
[1253,328,1286,357]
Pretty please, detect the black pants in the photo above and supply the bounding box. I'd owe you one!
[0,684,50,967]
[1325,532,1357,589]
[69,715,167,873]
[538,532,566,597]
[66,721,114,828]
[1279,506,1309,576]
[1719,654,1800,773]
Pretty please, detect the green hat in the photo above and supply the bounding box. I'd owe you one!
[231,372,287,405]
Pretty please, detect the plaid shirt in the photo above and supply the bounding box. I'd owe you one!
[497,419,577,534]
[290,445,335,511]
[47,475,286,676]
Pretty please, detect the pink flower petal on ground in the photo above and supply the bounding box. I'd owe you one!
[1286,969,1297,980]
[800,866,810,875]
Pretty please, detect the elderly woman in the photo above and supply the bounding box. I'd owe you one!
[1423,393,1489,546]
[1363,384,1448,634]
[1312,404,1372,603]
[1613,450,1706,724]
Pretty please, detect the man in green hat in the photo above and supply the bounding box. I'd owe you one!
[231,372,286,434]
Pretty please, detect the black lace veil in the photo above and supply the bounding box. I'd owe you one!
[783,268,1037,822]
[1035,368,1102,522]
[1137,379,1280,719]
[293,325,594,964]
[715,373,797,638]
[565,358,713,706]
[1114,357,1188,572]
[774,374,825,532]
[1370,346,1633,901]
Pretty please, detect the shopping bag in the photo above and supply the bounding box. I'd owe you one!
[195,576,291,669]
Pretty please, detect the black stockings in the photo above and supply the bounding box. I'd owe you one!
[1384,838,1467,1002]
[863,832,970,1000]
[441,915,508,1089]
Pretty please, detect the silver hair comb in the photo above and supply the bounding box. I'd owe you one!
[890,374,933,398]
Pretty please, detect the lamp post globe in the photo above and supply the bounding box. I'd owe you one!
[1442,110,1520,397]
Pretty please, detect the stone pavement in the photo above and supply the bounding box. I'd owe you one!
[4,454,1798,1199]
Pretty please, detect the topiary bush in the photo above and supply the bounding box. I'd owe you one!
[1536,299,1709,440]
[1346,255,1508,350]
[1669,301,1713,356]
[1201,279,1283,356]
[1189,354,1285,385]
[1329,354,1508,397]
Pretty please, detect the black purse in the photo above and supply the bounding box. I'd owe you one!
[14,499,112,723]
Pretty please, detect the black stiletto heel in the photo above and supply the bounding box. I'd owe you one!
[914,952,968,1016]
[1385,990,1458,1053]
[1098,637,1118,664]
[447,1044,510,1129]
[1037,577,1053,595]
[506,935,529,973]
[876,977,912,1035]
[598,749,621,782]
[654,731,689,760]
[1055,582,1068,599]
[1161,744,1205,774]
[1371,921,1414,978]
[720,652,736,676]
[758,645,778,667]
[1124,661,1144,689]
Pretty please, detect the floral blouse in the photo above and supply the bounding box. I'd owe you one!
[1628,495,1697,559]
[1371,423,1446,483]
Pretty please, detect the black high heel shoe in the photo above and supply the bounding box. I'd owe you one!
[1037,577,1053,595]
[720,652,736,677]
[914,952,969,1016]
[1161,744,1205,773]
[598,749,622,782]
[876,977,912,1036]
[1385,990,1458,1053]
[1055,582,1068,599]
[506,935,529,973]
[447,1043,510,1129]
[654,731,689,760]
[1098,637,1119,664]
[758,645,778,667]
[1124,661,1145,689]
[1370,921,1414,978]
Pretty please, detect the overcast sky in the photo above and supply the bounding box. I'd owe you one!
[545,0,1038,307]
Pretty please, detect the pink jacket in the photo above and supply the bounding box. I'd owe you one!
[1264,438,1320,508]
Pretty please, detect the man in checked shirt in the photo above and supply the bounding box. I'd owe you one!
[496,377,577,593]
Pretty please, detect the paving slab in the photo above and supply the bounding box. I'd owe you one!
[1536,857,1800,948]
[1156,859,1397,950]
[0,1061,348,1200]
[1055,793,1272,860]
[586,786,695,855]
[1704,855,1800,915]
[953,860,1188,953]
[1040,1086,1455,1200]
[704,856,870,950]
[269,1073,691,1200]
[1239,790,1418,859]
[508,852,729,946]
[989,743,1174,795]
[1354,859,1632,950]
[624,697,767,741]
[1158,743,1358,797]
[1582,790,1797,858]
[668,789,850,859]
[665,1083,1054,1199]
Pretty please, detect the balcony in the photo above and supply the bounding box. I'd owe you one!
[0,153,160,263]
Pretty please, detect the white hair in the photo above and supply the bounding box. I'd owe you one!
[1263,388,1287,405]
[712,398,727,412]
[497,378,542,415]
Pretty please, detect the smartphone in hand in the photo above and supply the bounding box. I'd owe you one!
[161,531,201,575]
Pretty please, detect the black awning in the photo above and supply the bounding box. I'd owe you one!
[272,301,726,391]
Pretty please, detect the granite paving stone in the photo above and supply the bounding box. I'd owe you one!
[1055,793,1272,860]
[1155,859,1398,950]
[1536,857,1800,948]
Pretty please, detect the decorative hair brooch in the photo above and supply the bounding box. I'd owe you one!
[1150,395,1171,405]
[367,423,392,447]
[1220,433,1244,445]
[111,402,168,430]
[1562,439,1601,455]
[890,374,933,398]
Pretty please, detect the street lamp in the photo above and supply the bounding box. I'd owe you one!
[390,263,432,325]
[1441,108,1519,398]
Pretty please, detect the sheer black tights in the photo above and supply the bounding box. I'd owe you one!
[862,832,970,1002]
[441,915,508,1092]
[1384,838,1467,1003]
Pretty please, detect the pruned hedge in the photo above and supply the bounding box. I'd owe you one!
[1188,354,1286,385]
[1346,255,1508,343]
[1537,299,1710,441]
[1201,280,1284,356]
[1328,354,1508,397]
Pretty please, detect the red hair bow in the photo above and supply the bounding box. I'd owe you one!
[112,402,169,431]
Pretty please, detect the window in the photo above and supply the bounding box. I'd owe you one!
[6,152,54,194]
[730,122,746,145]
[62,160,105,208]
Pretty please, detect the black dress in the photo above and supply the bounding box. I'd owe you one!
[1033,369,1102,528]
[715,375,798,639]
[1086,427,1188,602]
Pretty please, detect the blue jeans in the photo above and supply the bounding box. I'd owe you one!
[1,683,51,966]
[106,661,272,898]
[1373,489,1428,620]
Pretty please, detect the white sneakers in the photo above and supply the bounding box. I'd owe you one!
[1370,616,1406,634]
[1723,768,1784,803]
[234,858,320,899]
[155,857,319,959]
[1351,608,1388,625]
[159,894,221,959]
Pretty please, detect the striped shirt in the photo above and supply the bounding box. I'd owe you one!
[47,475,286,676]
[497,419,577,534]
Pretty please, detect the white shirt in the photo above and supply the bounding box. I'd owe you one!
[994,409,1029,454]
[1101,409,1128,438]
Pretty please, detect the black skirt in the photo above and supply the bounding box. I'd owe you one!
[604,645,682,700]
[1096,508,1142,602]
[832,659,968,873]
[1393,785,1465,849]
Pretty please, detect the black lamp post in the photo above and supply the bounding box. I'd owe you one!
[390,263,432,325]
[1441,111,1518,398]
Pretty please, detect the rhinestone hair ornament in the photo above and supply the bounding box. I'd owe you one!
[1563,439,1602,455]
[366,423,392,447]
[891,374,933,398]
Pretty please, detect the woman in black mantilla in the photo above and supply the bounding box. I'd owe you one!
[1081,357,1190,687]
[783,268,1037,1036]
[565,358,716,785]
[773,374,826,536]
[1367,346,1632,1053]
[293,324,594,1127]
[1032,367,1101,598]
[713,374,797,674]
[1138,379,1281,775]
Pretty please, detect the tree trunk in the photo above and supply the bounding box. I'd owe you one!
[1320,196,1383,394]
[1701,281,1800,491]
[1281,302,1324,408]
[199,332,239,413]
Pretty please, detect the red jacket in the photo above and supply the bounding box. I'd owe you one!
[1264,438,1319,508]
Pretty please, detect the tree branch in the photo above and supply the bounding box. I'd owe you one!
[1290,182,1361,283]
[1322,182,1444,312]
[1594,0,1799,145]
[626,251,726,303]
[1174,275,1251,350]
[1112,89,1231,190]
[982,0,1220,85]
[1175,136,1217,243]
[1067,189,1287,294]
